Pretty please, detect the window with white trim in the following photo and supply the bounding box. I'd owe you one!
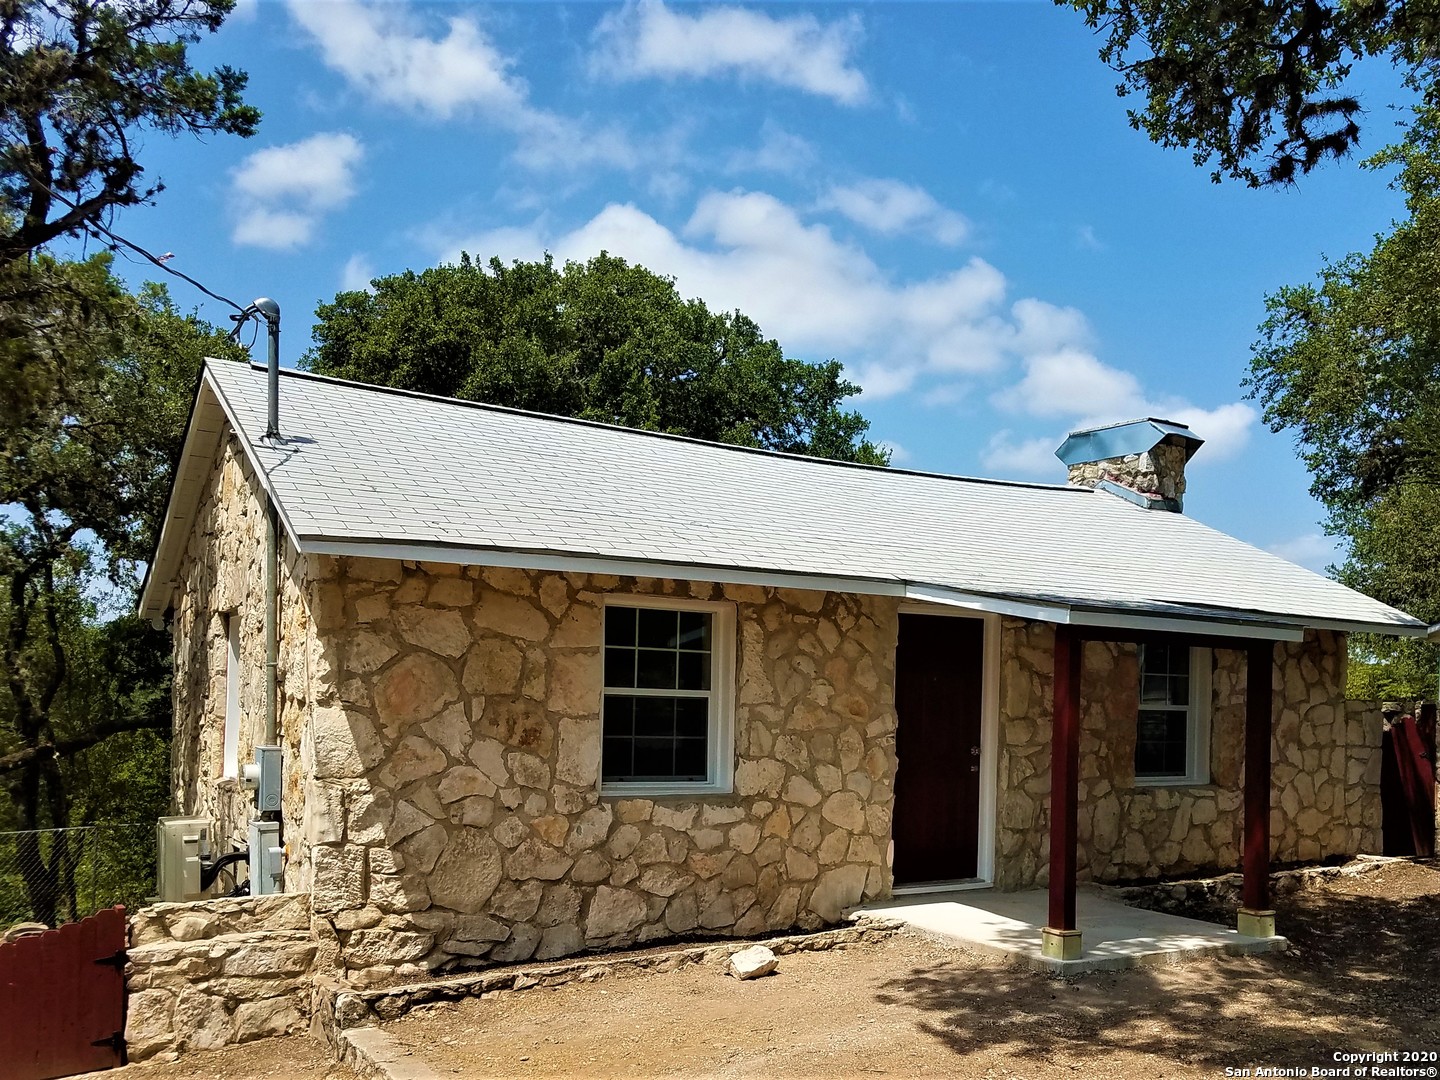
[222,614,241,780]
[1134,643,1211,786]
[601,599,735,795]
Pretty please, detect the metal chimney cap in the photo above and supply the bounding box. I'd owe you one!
[252,297,281,319]
[1054,417,1203,467]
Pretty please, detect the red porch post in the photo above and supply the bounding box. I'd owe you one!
[1042,623,1083,960]
[1240,639,1277,938]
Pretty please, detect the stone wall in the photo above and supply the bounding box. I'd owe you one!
[123,894,316,1062]
[301,560,900,986]
[1066,437,1191,503]
[994,620,1380,888]
[169,435,322,879]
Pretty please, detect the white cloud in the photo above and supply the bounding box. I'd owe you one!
[232,132,362,209]
[987,298,1258,461]
[340,254,375,293]
[592,0,868,105]
[819,179,969,245]
[725,121,818,176]
[287,0,527,118]
[1267,532,1342,572]
[981,432,1064,480]
[288,0,650,173]
[230,132,364,250]
[994,347,1145,418]
[1162,402,1257,462]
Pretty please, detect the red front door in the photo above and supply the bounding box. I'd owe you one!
[891,613,985,885]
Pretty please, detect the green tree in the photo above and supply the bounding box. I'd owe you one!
[1060,0,1440,185]
[0,258,246,922]
[0,0,260,266]
[1247,114,1440,697]
[305,252,890,465]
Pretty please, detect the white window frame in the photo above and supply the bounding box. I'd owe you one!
[1132,645,1212,787]
[599,595,736,797]
[222,613,241,780]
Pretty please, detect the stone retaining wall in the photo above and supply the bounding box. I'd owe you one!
[123,894,317,1062]
[302,560,900,986]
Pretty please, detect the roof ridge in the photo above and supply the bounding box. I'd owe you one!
[212,358,1085,495]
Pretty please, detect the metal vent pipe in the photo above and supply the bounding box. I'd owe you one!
[251,297,282,746]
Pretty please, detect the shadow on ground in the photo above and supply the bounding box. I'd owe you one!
[876,865,1440,1067]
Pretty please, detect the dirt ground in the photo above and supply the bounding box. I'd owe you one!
[95,859,1440,1079]
[382,859,1440,1079]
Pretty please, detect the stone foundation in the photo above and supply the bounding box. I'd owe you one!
[123,894,316,1062]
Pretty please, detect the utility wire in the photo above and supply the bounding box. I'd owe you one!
[21,173,253,318]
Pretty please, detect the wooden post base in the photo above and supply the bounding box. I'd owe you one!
[1041,927,1083,961]
[1236,908,1276,938]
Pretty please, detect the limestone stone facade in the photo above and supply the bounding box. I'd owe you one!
[169,439,319,861]
[1066,437,1191,503]
[299,560,900,986]
[158,432,1382,1011]
[994,619,1380,888]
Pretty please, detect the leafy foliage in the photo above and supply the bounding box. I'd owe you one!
[305,252,890,466]
[1061,0,1440,185]
[0,0,259,266]
[1248,114,1440,698]
[0,257,244,922]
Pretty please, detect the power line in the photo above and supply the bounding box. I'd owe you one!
[22,173,252,317]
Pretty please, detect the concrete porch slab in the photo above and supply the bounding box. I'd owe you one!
[856,885,1287,974]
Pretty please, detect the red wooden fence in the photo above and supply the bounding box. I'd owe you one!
[0,905,127,1080]
[1382,704,1437,858]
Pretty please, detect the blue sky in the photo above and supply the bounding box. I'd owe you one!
[108,0,1413,572]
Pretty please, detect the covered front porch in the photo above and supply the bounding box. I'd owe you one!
[1038,625,1283,957]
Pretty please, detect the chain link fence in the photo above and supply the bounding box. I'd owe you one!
[0,823,155,928]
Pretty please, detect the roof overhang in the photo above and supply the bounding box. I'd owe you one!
[293,537,1427,642]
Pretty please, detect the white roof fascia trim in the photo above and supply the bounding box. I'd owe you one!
[303,538,909,597]
[901,583,1071,623]
[203,362,307,553]
[1066,609,1305,642]
[1294,616,1428,638]
[138,381,226,621]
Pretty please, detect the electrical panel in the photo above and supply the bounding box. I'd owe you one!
[243,745,283,813]
[247,819,284,896]
[155,816,210,902]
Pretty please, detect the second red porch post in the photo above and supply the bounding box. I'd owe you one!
[1240,639,1277,938]
[1043,623,1083,960]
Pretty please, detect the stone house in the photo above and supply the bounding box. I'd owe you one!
[138,360,1423,988]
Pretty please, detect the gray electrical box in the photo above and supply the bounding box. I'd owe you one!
[243,745,283,813]
[247,818,284,896]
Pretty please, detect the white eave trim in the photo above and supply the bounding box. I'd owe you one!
[302,537,910,598]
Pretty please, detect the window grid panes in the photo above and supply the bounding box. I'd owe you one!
[1136,644,1191,779]
[603,606,714,784]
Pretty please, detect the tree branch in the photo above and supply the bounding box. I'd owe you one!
[0,713,170,775]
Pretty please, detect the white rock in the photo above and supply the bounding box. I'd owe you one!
[727,945,778,980]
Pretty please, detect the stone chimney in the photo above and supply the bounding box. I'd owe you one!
[1055,418,1204,512]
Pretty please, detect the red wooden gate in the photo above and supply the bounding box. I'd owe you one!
[0,905,127,1080]
[1382,704,1437,857]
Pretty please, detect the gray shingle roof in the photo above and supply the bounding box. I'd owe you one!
[139,359,1423,637]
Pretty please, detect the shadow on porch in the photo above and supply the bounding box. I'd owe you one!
[856,885,1286,974]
